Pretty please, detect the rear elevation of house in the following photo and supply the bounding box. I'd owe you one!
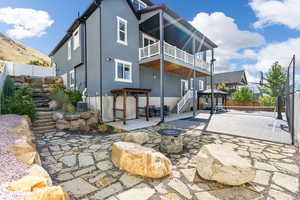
[50,0,217,122]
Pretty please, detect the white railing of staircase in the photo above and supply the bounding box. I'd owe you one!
[139,41,210,72]
[177,89,193,114]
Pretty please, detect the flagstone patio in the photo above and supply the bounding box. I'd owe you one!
[36,126,300,200]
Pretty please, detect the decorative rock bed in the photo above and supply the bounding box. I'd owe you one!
[0,114,67,200]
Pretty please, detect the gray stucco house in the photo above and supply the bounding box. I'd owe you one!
[50,0,217,122]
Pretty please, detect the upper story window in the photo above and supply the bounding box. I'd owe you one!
[131,0,147,10]
[73,27,80,50]
[67,40,71,60]
[115,59,132,83]
[117,17,128,46]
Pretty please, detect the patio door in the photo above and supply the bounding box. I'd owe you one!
[181,80,189,97]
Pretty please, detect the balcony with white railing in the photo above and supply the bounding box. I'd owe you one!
[139,41,210,73]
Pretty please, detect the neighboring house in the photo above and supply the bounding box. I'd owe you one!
[50,0,217,122]
[205,70,248,90]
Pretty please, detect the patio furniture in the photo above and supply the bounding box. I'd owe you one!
[158,129,184,153]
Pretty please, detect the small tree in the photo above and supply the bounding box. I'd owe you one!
[263,62,287,119]
[231,87,254,102]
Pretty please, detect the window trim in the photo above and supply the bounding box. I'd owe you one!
[117,16,128,46]
[190,78,194,89]
[69,69,75,88]
[115,59,132,83]
[142,33,156,47]
[73,27,80,50]
[67,40,72,60]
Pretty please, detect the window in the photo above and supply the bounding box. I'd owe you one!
[142,34,156,47]
[117,17,127,45]
[69,70,75,88]
[73,27,80,50]
[67,40,71,60]
[199,80,204,90]
[190,78,194,89]
[131,0,147,10]
[115,59,132,82]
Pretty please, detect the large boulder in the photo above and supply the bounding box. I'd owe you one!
[53,112,64,121]
[80,112,92,120]
[56,120,70,130]
[25,186,67,200]
[8,175,48,192]
[70,119,86,129]
[124,132,149,145]
[196,144,256,186]
[112,142,172,178]
[86,117,98,126]
[64,114,80,121]
[26,164,52,186]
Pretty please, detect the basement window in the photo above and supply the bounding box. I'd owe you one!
[115,59,132,83]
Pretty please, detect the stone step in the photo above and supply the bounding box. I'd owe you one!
[36,111,52,116]
[35,115,53,120]
[34,119,55,124]
[33,121,56,127]
[34,129,56,134]
[32,125,56,132]
[36,107,51,112]
[32,93,50,97]
[32,88,49,93]
[34,102,49,107]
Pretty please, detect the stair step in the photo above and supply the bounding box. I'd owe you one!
[32,93,49,97]
[36,115,53,120]
[33,121,56,127]
[34,129,56,134]
[36,107,51,111]
[34,103,49,107]
[32,88,48,93]
[32,125,56,131]
[34,119,55,124]
[36,111,52,116]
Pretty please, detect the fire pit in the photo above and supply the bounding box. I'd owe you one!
[158,129,184,153]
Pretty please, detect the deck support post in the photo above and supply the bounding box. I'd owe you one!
[146,93,149,121]
[113,95,116,122]
[192,36,196,117]
[210,49,215,114]
[159,10,165,122]
[135,95,139,119]
[123,90,127,125]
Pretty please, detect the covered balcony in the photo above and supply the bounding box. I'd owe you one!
[138,4,217,78]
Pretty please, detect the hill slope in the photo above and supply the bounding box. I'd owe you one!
[0,33,50,65]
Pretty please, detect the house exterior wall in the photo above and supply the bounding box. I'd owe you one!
[101,0,140,95]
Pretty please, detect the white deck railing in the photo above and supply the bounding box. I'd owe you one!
[4,62,56,77]
[139,41,210,72]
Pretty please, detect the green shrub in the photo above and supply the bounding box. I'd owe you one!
[1,85,36,120]
[259,96,275,106]
[231,87,254,103]
[63,103,75,113]
[49,89,70,109]
[2,76,15,97]
[65,89,82,106]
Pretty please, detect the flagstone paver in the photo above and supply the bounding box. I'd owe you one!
[35,125,300,199]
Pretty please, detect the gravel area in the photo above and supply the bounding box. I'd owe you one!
[0,115,30,200]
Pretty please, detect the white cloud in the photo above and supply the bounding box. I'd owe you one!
[0,7,54,39]
[245,37,300,73]
[190,12,265,72]
[250,0,300,30]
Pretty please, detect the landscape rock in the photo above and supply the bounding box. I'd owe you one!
[8,175,48,192]
[25,186,66,200]
[111,142,172,178]
[70,119,86,129]
[56,120,70,130]
[86,117,98,126]
[124,132,149,145]
[80,112,91,120]
[53,112,64,121]
[196,144,256,185]
[49,100,59,111]
[26,164,53,186]
[54,77,64,84]
[64,114,80,121]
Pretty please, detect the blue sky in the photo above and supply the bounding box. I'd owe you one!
[0,0,299,88]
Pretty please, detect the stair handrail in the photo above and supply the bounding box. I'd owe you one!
[177,89,193,114]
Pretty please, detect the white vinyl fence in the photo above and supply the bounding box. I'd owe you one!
[4,62,56,77]
[295,91,300,148]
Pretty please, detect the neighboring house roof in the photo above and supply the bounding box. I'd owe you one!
[210,70,248,86]
[49,0,217,56]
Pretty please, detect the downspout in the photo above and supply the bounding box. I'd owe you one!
[192,36,196,117]
[84,20,88,89]
[210,49,215,114]
[95,0,103,123]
